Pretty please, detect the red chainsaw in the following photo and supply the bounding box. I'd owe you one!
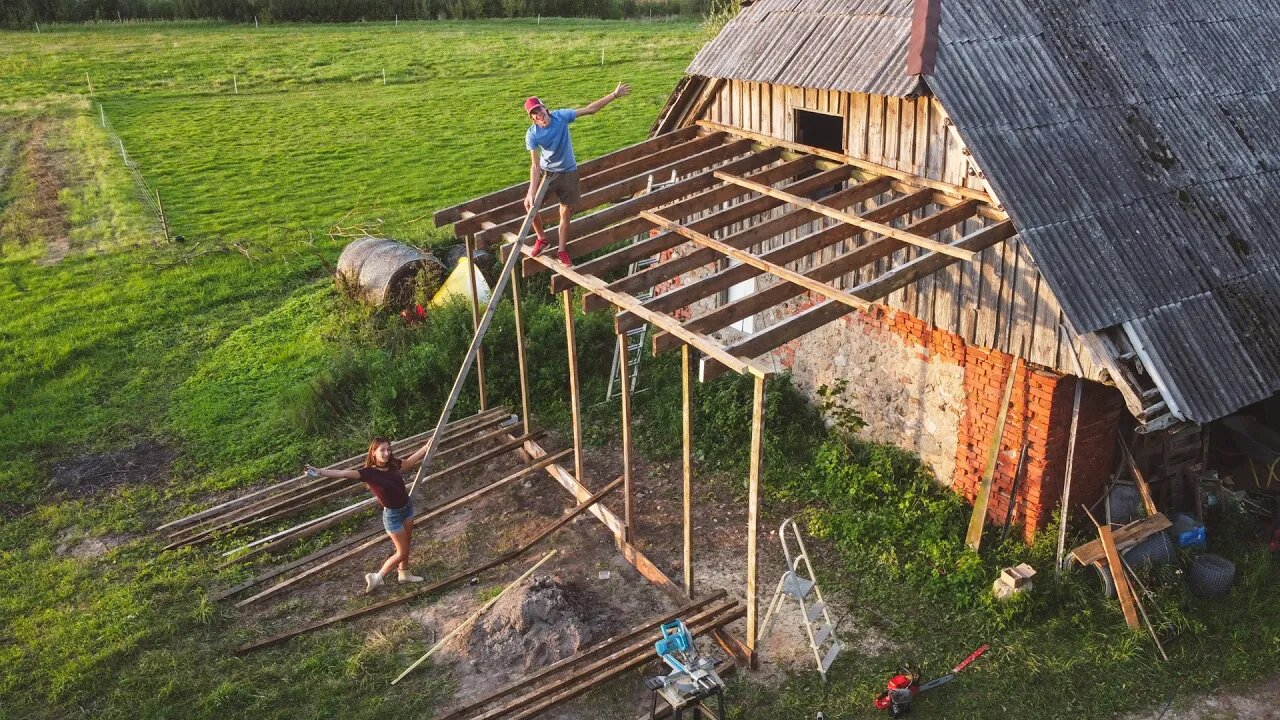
[874,644,989,717]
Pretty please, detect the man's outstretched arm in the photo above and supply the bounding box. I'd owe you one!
[575,82,631,117]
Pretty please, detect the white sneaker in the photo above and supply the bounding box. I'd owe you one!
[364,572,384,593]
[398,569,424,583]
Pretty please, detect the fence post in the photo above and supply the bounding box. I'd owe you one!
[85,72,94,96]
[156,189,170,242]
[233,75,238,94]
[99,104,106,127]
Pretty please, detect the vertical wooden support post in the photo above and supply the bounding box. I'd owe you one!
[1055,378,1084,575]
[682,344,694,598]
[746,374,765,667]
[562,291,584,482]
[464,236,488,411]
[618,333,635,543]
[510,252,532,430]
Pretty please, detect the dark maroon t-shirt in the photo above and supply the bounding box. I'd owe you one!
[358,465,409,510]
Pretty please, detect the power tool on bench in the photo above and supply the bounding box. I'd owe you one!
[646,619,724,697]
[874,644,988,717]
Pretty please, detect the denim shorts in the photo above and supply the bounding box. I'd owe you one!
[382,501,414,533]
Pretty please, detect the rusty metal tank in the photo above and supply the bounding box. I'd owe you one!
[335,237,444,308]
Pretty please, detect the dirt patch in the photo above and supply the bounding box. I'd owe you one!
[0,119,74,263]
[449,575,596,674]
[1127,673,1280,719]
[49,440,175,496]
[56,529,130,559]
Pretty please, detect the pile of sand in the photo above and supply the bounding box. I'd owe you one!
[453,575,593,674]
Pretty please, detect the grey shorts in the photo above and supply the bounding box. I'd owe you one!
[541,169,581,207]
[382,501,414,533]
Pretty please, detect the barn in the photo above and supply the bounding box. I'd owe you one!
[435,0,1280,659]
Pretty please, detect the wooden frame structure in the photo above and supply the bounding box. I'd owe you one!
[435,122,1013,666]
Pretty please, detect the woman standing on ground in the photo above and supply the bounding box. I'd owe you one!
[306,438,428,593]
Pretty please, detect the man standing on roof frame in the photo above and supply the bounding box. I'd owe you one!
[524,82,631,266]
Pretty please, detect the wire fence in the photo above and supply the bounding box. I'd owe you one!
[96,101,171,242]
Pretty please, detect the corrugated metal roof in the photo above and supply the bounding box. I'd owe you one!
[687,0,919,96]
[927,0,1280,422]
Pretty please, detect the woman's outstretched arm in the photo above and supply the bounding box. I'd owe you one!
[400,442,429,470]
[305,464,361,480]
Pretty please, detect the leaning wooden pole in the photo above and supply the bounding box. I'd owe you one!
[406,178,548,499]
[682,344,694,598]
[465,235,488,411]
[511,247,533,430]
[617,332,636,543]
[746,374,766,667]
[563,291,584,481]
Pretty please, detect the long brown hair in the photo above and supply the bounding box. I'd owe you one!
[363,437,401,470]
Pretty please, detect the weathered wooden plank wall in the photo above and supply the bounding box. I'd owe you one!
[701,80,1100,379]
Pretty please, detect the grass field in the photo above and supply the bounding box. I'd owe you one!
[3,19,1279,720]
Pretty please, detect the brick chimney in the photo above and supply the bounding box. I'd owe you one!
[907,0,942,76]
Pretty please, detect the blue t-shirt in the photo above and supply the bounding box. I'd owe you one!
[525,108,577,172]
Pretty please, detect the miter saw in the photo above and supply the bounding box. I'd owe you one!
[645,619,726,719]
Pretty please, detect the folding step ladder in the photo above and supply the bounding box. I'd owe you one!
[760,517,842,680]
[605,170,677,403]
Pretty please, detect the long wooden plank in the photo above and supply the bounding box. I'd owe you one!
[1092,511,1142,629]
[440,591,727,720]
[715,171,977,260]
[682,344,694,598]
[563,292,585,482]
[454,132,728,235]
[697,119,996,205]
[1119,435,1158,516]
[697,220,1015,379]
[568,158,839,297]
[464,236,488,410]
[642,210,870,312]
[521,146,785,276]
[232,448,572,609]
[617,332,636,542]
[598,172,891,315]
[235,475,623,654]
[523,249,770,379]
[434,126,700,225]
[1069,513,1171,567]
[651,190,933,355]
[966,354,1020,551]
[746,375,765,664]
[476,139,756,247]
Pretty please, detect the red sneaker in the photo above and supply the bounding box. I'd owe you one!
[557,250,573,267]
[530,237,548,256]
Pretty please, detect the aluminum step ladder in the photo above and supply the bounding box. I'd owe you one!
[605,254,657,402]
[759,517,842,681]
[605,170,677,403]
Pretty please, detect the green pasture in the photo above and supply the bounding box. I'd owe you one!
[1,19,1278,720]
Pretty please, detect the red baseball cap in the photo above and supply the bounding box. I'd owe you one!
[524,96,545,114]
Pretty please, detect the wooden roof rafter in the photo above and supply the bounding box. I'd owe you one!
[436,124,1014,383]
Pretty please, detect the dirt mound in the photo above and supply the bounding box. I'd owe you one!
[49,440,176,496]
[454,575,594,674]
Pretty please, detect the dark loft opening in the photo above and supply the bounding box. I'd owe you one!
[794,109,845,196]
[794,108,845,153]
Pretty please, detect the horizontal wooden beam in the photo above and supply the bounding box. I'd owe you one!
[476,138,756,246]
[715,171,978,261]
[434,126,700,226]
[567,157,832,298]
[454,132,727,236]
[520,145,785,277]
[522,247,771,379]
[651,189,934,353]
[609,174,896,323]
[700,219,1016,380]
[641,210,871,313]
[697,119,995,205]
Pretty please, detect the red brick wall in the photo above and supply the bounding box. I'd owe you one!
[854,306,1126,542]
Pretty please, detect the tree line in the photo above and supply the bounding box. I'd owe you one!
[3,0,712,26]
